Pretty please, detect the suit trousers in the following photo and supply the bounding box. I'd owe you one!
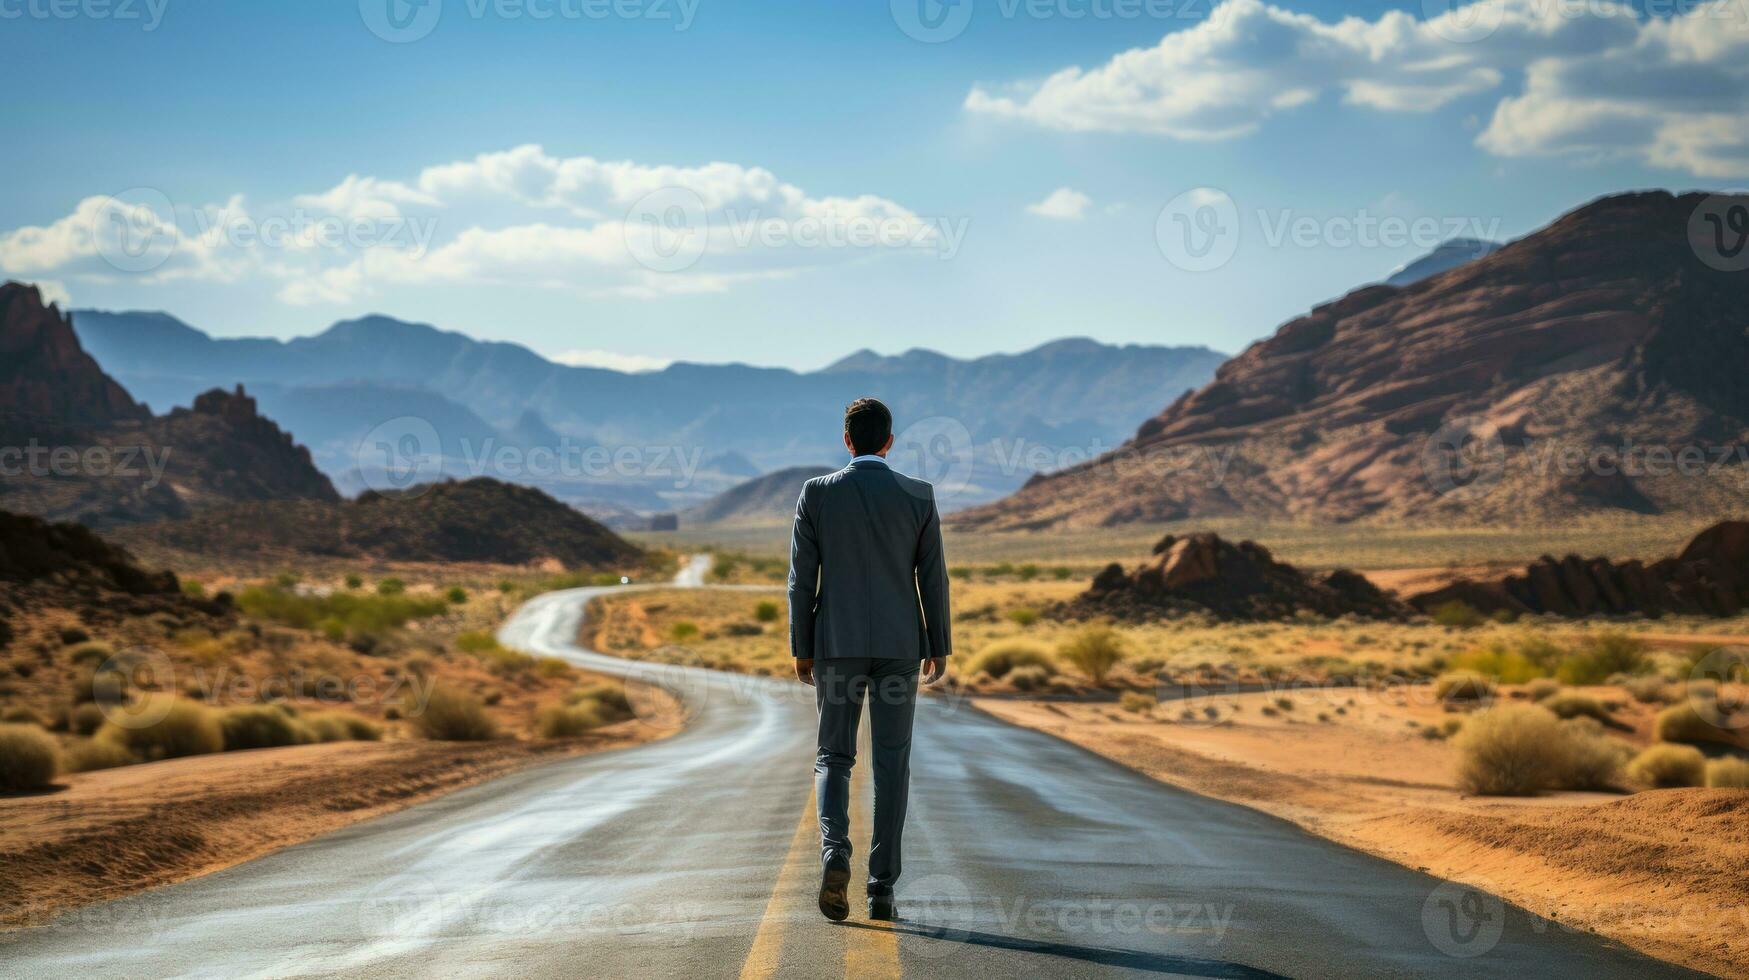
[813,657,919,896]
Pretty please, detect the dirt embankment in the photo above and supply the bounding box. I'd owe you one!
[0,724,657,933]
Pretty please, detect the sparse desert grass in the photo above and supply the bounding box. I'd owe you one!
[1557,633,1649,685]
[408,686,499,742]
[1524,678,1562,701]
[0,723,60,792]
[968,640,1057,679]
[1628,744,1707,788]
[100,698,225,761]
[237,585,448,638]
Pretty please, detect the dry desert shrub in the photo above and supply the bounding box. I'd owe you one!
[568,682,634,722]
[1557,718,1631,790]
[1057,628,1126,686]
[64,737,135,773]
[1654,702,1739,747]
[1704,757,1749,789]
[69,703,106,737]
[1524,678,1561,702]
[1436,670,1496,703]
[968,640,1056,680]
[1120,692,1156,714]
[537,702,606,738]
[100,697,224,761]
[1007,665,1051,692]
[1624,675,1675,704]
[1542,692,1613,724]
[1627,744,1706,788]
[0,722,60,792]
[409,686,498,742]
[221,706,304,750]
[1454,704,1568,795]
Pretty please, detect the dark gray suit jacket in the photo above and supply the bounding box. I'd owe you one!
[787,458,952,661]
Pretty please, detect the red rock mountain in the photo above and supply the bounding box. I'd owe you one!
[1,282,149,427]
[955,191,1749,529]
[0,281,339,528]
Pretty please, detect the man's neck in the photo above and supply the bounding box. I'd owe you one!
[849,454,888,466]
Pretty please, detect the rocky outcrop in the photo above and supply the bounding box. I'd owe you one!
[0,510,232,644]
[0,282,149,430]
[1059,532,1409,622]
[1410,521,1749,618]
[117,478,643,569]
[0,280,339,528]
[956,191,1749,529]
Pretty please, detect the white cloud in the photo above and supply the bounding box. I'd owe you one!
[1026,187,1093,220]
[550,348,674,372]
[1,145,950,305]
[964,0,1749,176]
[35,280,71,307]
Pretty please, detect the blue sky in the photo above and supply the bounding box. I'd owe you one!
[2,0,1742,370]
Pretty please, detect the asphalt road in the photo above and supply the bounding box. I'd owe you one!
[0,560,1710,979]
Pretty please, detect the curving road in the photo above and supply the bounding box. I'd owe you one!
[0,559,1706,979]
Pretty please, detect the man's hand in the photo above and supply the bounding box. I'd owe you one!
[922,657,947,686]
[794,658,815,686]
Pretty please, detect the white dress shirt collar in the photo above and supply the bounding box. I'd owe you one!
[849,454,889,467]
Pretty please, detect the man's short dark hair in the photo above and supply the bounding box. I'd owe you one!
[844,398,892,456]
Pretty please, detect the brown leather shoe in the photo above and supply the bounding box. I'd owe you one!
[818,864,851,922]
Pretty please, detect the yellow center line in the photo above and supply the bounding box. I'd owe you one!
[844,736,902,980]
[738,788,820,980]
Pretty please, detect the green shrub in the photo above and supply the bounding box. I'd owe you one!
[1120,692,1155,714]
[299,712,350,743]
[1654,702,1740,746]
[535,657,574,679]
[181,579,206,597]
[455,631,501,654]
[0,723,60,791]
[537,703,605,738]
[1436,670,1496,703]
[376,577,406,596]
[1453,704,1566,795]
[671,622,700,642]
[1451,644,1544,684]
[1052,567,1073,580]
[1705,757,1749,789]
[1007,665,1050,692]
[409,687,498,741]
[70,703,107,737]
[1058,628,1126,685]
[1627,744,1706,788]
[968,640,1056,679]
[1431,601,1484,629]
[344,574,364,590]
[446,587,468,604]
[1542,692,1612,724]
[1557,633,1647,685]
[64,737,135,773]
[221,706,303,750]
[754,601,781,623]
[1005,608,1040,627]
[100,698,224,761]
[328,713,383,741]
[236,586,446,634]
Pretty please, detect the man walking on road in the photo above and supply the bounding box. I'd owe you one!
[787,397,952,923]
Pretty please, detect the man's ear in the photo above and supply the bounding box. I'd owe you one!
[880,433,894,456]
